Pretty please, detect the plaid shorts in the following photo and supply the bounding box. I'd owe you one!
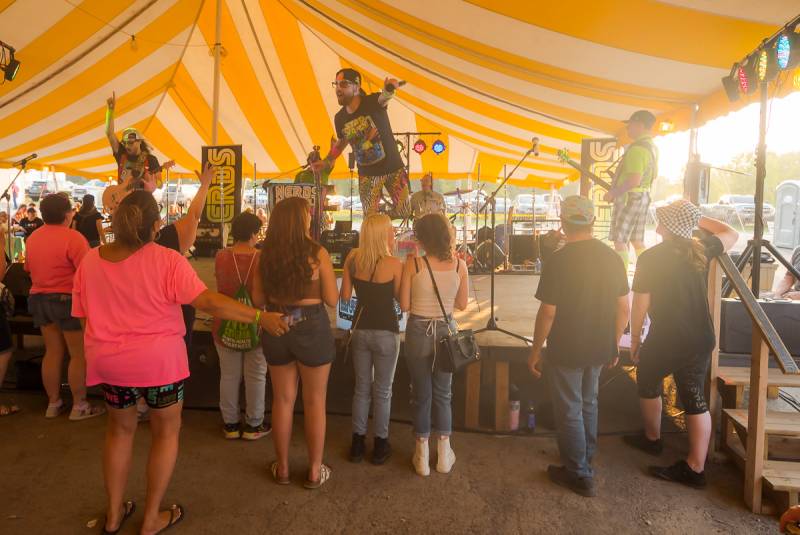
[609,192,650,244]
[101,381,185,410]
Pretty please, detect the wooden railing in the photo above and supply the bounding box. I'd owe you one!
[708,253,799,512]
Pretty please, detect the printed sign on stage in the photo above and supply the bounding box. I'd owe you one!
[580,138,619,238]
[267,183,319,209]
[197,145,242,255]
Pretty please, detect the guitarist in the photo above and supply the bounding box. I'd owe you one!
[603,110,659,270]
[105,92,161,193]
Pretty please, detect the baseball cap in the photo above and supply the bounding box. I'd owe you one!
[655,199,701,239]
[560,195,595,225]
[121,127,143,141]
[336,68,361,86]
[623,110,656,129]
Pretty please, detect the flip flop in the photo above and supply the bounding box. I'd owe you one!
[101,500,136,535]
[153,504,184,535]
[270,461,290,485]
[0,404,20,416]
[304,463,332,489]
[69,403,106,421]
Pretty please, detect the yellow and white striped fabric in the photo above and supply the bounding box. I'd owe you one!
[0,0,796,186]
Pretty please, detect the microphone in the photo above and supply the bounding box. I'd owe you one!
[530,138,540,157]
[14,153,37,167]
[384,80,407,93]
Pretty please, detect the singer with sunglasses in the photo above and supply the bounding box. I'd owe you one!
[312,69,411,220]
[105,91,162,193]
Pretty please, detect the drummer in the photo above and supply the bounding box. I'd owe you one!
[410,172,446,220]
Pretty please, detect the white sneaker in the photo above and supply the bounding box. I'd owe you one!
[436,436,456,474]
[412,438,430,476]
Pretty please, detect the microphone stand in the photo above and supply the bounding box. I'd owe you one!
[2,161,29,263]
[473,145,535,344]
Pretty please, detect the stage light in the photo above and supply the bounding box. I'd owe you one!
[431,139,446,155]
[722,64,741,102]
[395,139,404,152]
[777,34,791,69]
[737,65,749,93]
[658,120,674,133]
[758,49,768,81]
[0,41,20,82]
[413,139,426,154]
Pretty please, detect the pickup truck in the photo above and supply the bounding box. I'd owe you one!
[701,194,775,224]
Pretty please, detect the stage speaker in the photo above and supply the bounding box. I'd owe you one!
[474,240,505,269]
[3,262,31,314]
[720,298,800,357]
[321,230,359,269]
[508,235,538,265]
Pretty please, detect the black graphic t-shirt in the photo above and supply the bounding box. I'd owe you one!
[114,147,160,185]
[334,92,403,177]
[19,217,44,240]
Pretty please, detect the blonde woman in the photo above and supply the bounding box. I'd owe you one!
[340,214,403,464]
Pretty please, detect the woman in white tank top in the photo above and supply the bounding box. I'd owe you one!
[400,214,469,477]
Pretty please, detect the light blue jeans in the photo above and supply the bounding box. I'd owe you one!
[215,343,268,427]
[403,315,454,438]
[351,329,401,439]
[546,363,603,479]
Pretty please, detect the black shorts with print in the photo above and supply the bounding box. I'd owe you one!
[636,346,710,415]
[101,381,185,410]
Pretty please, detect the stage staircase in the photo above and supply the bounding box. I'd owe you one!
[708,255,800,514]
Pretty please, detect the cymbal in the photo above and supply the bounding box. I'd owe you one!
[443,188,473,196]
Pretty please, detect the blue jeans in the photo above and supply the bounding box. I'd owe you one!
[404,315,454,438]
[351,329,400,439]
[546,363,603,479]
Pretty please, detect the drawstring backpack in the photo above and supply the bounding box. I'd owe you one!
[217,251,261,350]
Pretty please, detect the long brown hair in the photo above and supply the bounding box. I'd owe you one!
[259,196,321,301]
[415,213,454,261]
[112,191,160,249]
[670,235,708,272]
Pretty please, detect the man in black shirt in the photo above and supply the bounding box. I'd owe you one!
[19,206,44,240]
[529,195,629,497]
[316,69,410,219]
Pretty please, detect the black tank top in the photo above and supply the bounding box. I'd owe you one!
[351,260,398,333]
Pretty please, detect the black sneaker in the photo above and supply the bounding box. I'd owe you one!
[223,423,241,440]
[649,460,706,489]
[623,433,664,456]
[546,465,597,497]
[349,433,366,463]
[242,422,271,441]
[371,437,392,465]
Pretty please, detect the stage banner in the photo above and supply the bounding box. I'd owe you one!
[197,145,242,255]
[267,183,318,209]
[580,138,619,238]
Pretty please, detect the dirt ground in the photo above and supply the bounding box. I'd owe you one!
[1,391,781,535]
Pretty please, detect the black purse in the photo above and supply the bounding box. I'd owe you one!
[423,256,479,373]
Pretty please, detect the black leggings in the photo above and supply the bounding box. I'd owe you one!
[636,346,711,415]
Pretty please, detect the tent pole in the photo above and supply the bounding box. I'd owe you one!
[211,0,222,145]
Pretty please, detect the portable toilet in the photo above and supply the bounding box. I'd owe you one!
[774,180,800,249]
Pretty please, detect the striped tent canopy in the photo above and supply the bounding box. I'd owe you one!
[0,0,797,186]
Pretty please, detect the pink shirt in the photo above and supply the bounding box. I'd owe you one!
[25,225,89,294]
[72,243,207,387]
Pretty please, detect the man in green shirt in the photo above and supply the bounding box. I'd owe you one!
[604,110,659,269]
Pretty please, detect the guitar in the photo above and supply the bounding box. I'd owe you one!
[103,160,175,213]
[556,149,613,192]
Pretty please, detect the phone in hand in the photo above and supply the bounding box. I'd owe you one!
[281,308,303,328]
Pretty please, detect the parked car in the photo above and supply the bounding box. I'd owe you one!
[26,180,50,201]
[702,194,775,224]
[243,187,268,207]
[514,193,561,217]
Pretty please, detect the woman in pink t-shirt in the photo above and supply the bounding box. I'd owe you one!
[25,193,104,420]
[73,190,287,535]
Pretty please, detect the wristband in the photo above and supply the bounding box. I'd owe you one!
[254,309,261,325]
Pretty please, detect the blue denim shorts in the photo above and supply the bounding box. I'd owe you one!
[28,293,81,331]
[262,303,335,367]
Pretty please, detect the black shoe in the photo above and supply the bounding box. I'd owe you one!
[371,436,392,465]
[546,465,597,497]
[349,433,366,463]
[623,433,664,456]
[649,460,706,489]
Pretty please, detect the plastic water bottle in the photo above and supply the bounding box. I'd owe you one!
[526,401,536,433]
[509,400,520,431]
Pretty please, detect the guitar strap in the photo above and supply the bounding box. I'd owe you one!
[117,150,150,188]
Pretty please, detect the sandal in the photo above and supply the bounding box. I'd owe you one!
[101,500,136,535]
[270,461,290,485]
[69,402,106,421]
[0,403,20,416]
[45,399,65,418]
[304,463,332,489]
[153,504,184,534]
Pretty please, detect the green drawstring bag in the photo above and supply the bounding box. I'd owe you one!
[217,252,260,351]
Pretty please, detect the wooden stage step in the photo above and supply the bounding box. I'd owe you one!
[764,461,800,507]
[717,366,800,388]
[724,408,800,437]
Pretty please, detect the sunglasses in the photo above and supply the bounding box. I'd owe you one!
[331,80,354,89]
[124,139,141,145]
